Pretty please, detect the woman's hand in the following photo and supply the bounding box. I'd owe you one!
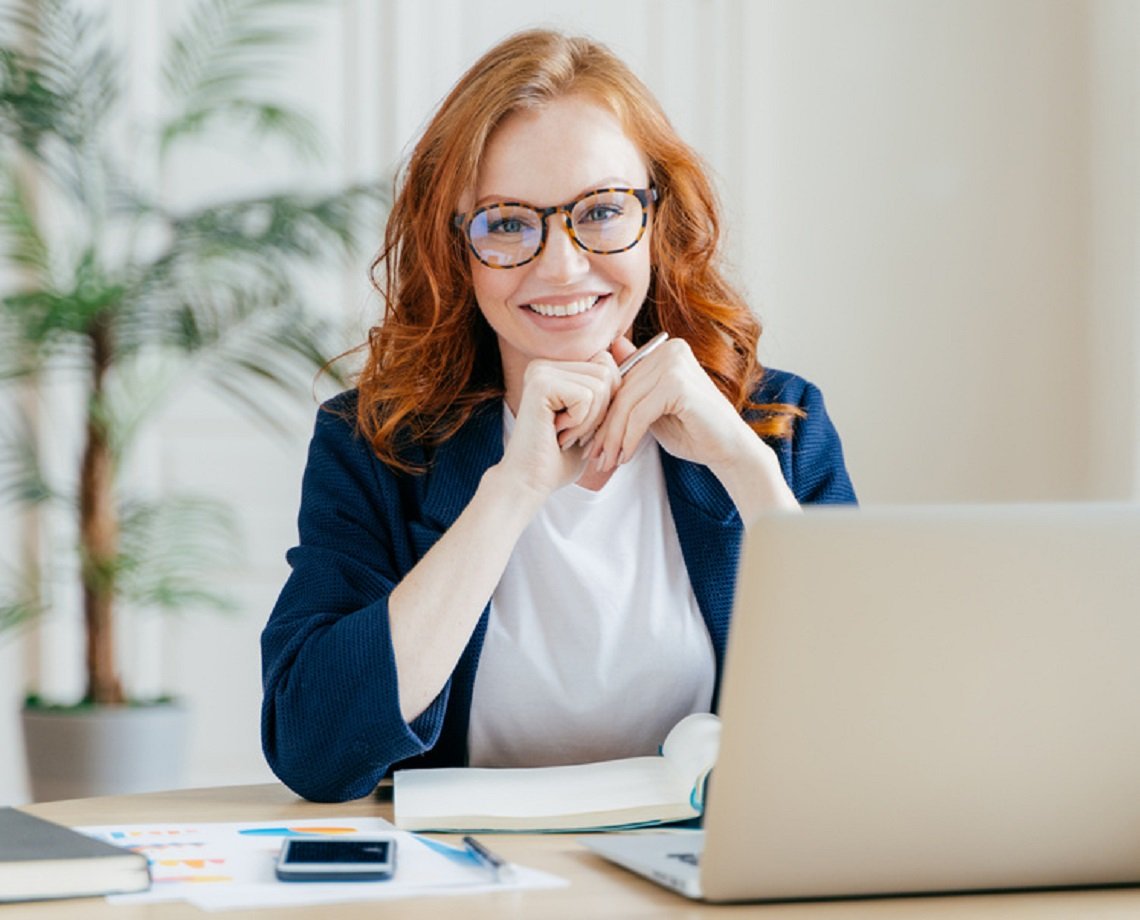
[390,349,616,723]
[589,336,745,469]
[500,351,621,500]
[590,336,800,521]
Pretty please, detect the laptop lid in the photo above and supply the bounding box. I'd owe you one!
[701,503,1140,902]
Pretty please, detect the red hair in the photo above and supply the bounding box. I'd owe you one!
[355,29,800,471]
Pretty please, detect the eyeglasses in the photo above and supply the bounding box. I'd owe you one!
[454,186,658,269]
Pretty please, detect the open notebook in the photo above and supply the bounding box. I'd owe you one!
[393,712,720,832]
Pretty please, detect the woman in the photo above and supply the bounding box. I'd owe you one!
[261,29,855,802]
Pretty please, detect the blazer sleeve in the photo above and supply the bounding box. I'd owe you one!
[757,370,857,505]
[260,400,450,802]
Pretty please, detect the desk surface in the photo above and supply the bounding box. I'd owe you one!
[9,783,1140,919]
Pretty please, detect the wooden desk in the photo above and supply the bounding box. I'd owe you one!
[10,784,1140,918]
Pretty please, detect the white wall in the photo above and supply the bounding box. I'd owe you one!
[1,0,1136,804]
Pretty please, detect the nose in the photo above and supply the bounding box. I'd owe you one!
[533,214,590,282]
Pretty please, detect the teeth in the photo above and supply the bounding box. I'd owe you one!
[526,295,599,317]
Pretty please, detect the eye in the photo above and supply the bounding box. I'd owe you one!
[487,217,528,234]
[478,207,540,236]
[578,203,624,223]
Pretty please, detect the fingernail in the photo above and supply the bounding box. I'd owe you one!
[617,449,626,466]
[596,450,606,471]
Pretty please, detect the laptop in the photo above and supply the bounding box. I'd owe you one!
[580,503,1140,901]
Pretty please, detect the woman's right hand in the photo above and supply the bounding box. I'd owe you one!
[387,349,616,723]
[500,352,620,499]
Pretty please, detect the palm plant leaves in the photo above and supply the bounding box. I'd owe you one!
[99,276,344,451]
[0,401,52,505]
[0,156,49,280]
[0,0,375,418]
[136,181,385,320]
[0,249,127,385]
[102,181,382,440]
[160,0,322,156]
[0,0,120,202]
[0,0,383,659]
[0,401,47,639]
[0,570,41,634]
[165,183,383,263]
[115,495,240,614]
[0,0,119,142]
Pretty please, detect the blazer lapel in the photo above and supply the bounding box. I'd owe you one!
[660,450,744,708]
[418,402,505,536]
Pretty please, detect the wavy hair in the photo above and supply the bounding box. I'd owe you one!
[355,29,800,471]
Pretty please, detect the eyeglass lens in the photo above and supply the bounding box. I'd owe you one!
[467,189,647,268]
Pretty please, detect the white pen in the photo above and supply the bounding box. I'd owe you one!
[617,330,669,377]
[559,331,671,452]
[461,835,516,883]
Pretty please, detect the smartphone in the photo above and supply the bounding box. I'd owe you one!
[275,836,397,882]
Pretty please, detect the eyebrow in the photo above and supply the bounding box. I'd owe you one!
[471,177,646,210]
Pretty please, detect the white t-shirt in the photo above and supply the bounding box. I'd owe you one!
[467,404,715,768]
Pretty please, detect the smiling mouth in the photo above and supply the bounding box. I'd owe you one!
[524,295,604,317]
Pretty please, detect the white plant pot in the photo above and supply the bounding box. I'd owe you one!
[21,702,189,802]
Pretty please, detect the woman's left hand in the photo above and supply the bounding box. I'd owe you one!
[589,335,800,521]
[589,336,744,469]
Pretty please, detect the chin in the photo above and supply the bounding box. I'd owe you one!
[541,331,618,363]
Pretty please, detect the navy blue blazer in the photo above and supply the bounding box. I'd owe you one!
[261,369,856,802]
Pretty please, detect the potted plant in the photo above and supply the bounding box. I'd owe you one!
[0,0,381,799]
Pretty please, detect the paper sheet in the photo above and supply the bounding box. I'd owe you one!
[77,816,565,911]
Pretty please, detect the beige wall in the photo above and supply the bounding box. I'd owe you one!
[746,0,1093,502]
[1,0,1136,803]
[1087,0,1140,499]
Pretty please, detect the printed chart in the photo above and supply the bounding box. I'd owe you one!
[79,817,564,911]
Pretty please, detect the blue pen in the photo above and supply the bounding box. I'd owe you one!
[461,835,516,883]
